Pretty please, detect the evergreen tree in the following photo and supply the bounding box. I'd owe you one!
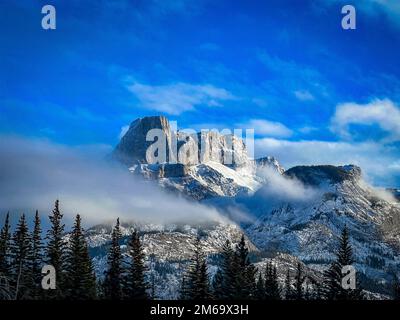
[264,262,281,300]
[294,262,305,300]
[46,200,66,298]
[184,237,211,300]
[255,272,265,299]
[11,214,33,300]
[232,235,256,299]
[65,214,96,300]
[323,226,363,300]
[392,274,400,300]
[149,271,156,300]
[0,213,11,277]
[284,269,294,300]
[307,276,323,300]
[103,218,123,300]
[218,240,236,299]
[124,231,147,300]
[212,268,224,299]
[30,211,43,299]
[179,275,188,300]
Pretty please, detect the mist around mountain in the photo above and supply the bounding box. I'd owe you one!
[107,116,400,298]
[1,115,400,300]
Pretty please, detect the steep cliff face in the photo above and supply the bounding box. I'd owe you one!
[113,116,174,166]
[114,116,283,199]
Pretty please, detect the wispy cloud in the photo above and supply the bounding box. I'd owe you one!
[256,166,319,202]
[127,81,236,115]
[255,137,400,186]
[331,99,400,142]
[293,90,315,101]
[239,119,293,138]
[0,135,225,226]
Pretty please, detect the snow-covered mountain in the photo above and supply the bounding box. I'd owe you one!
[84,115,400,298]
[85,221,257,299]
[245,165,400,294]
[83,220,328,299]
[113,116,283,199]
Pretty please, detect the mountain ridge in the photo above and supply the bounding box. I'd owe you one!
[97,115,400,297]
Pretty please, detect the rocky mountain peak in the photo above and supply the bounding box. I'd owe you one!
[283,164,362,186]
[113,116,173,166]
[255,156,285,175]
[113,115,251,168]
[112,115,285,199]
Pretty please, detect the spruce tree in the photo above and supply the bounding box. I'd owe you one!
[264,262,281,300]
[211,268,224,299]
[294,262,304,300]
[0,213,11,277]
[149,271,156,300]
[309,276,323,300]
[218,240,236,299]
[323,226,363,300]
[65,214,96,300]
[103,218,123,300]
[255,272,265,299]
[124,231,147,300]
[232,235,256,299]
[392,274,400,300]
[184,237,211,300]
[11,214,33,300]
[30,211,43,299]
[179,275,188,300]
[46,200,66,298]
[284,269,294,300]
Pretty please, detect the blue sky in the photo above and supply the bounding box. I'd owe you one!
[1,0,400,186]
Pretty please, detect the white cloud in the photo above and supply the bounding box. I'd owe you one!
[298,126,319,134]
[255,137,400,186]
[0,136,226,227]
[240,119,293,138]
[256,166,318,201]
[127,82,236,115]
[294,90,315,101]
[331,99,400,141]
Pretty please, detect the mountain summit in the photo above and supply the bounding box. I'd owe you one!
[113,116,283,199]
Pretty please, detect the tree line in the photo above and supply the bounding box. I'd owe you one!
[179,228,365,300]
[0,200,145,300]
[0,200,399,300]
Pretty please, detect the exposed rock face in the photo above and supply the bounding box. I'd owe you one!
[255,156,285,175]
[284,164,361,186]
[197,131,249,168]
[113,116,173,166]
[114,116,250,168]
[114,116,283,199]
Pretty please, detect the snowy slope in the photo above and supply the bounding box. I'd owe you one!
[104,116,400,297]
[245,165,400,295]
[85,221,256,299]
